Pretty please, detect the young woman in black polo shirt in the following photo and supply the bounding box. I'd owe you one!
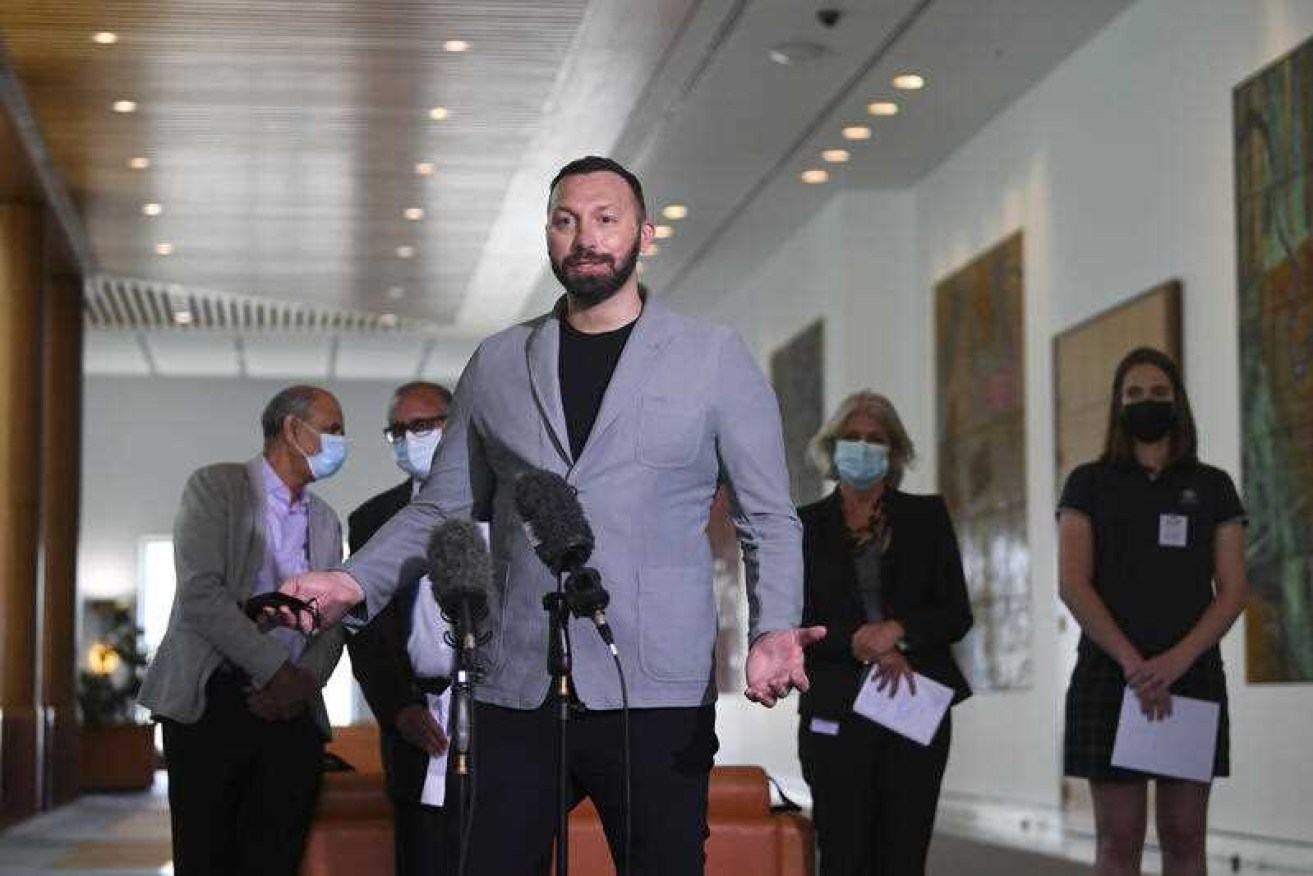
[1058,347,1248,875]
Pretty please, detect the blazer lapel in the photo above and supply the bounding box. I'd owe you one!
[576,299,670,466]
[241,457,269,599]
[525,309,573,467]
[814,485,866,617]
[306,496,340,569]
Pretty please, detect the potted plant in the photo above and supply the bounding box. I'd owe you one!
[78,602,155,791]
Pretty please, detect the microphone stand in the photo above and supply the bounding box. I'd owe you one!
[451,601,476,876]
[542,580,573,876]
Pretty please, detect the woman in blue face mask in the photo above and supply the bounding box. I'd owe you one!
[796,390,974,876]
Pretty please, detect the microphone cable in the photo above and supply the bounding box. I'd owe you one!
[610,642,631,876]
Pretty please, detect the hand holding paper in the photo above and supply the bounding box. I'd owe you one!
[1110,687,1218,783]
[852,667,952,746]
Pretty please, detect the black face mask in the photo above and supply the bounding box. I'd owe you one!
[1121,399,1176,443]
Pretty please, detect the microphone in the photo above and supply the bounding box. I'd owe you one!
[427,518,492,652]
[513,469,594,576]
[425,518,491,775]
[513,469,615,650]
[565,567,614,648]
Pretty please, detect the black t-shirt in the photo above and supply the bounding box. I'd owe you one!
[558,316,636,459]
[1058,460,1246,658]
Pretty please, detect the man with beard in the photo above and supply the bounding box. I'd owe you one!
[279,156,823,873]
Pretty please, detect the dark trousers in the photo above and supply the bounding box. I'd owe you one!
[394,799,451,876]
[462,698,718,875]
[160,670,324,876]
[799,711,952,876]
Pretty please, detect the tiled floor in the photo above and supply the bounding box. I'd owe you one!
[2,775,1309,875]
[0,775,171,875]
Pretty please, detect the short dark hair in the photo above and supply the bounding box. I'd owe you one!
[261,385,323,444]
[387,381,453,421]
[548,155,646,219]
[1101,347,1198,467]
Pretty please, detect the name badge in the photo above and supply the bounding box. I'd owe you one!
[1159,514,1189,548]
[809,718,841,736]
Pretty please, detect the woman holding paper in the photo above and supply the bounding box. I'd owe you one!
[797,391,973,876]
[1058,347,1248,876]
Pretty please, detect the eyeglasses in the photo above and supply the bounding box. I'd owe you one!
[383,415,447,444]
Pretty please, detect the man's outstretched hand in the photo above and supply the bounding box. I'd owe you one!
[744,626,827,707]
[275,571,366,632]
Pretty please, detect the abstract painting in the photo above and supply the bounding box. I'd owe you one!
[1054,281,1182,491]
[1235,36,1313,682]
[935,232,1030,690]
[771,320,825,505]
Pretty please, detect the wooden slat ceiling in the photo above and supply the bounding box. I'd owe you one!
[0,0,590,322]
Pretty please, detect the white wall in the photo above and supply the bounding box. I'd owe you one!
[696,0,1313,846]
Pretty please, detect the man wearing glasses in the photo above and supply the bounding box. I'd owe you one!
[345,381,456,876]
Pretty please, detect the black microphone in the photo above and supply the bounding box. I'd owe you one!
[513,469,594,576]
[514,469,615,649]
[426,518,491,775]
[565,567,615,649]
[427,518,492,652]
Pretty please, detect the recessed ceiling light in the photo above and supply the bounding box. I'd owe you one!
[892,73,925,90]
[867,101,899,116]
[154,242,174,256]
[428,106,449,121]
[92,32,119,45]
[415,162,435,176]
[379,313,399,328]
[800,169,830,184]
[822,149,851,164]
[653,225,674,240]
[661,204,688,221]
[842,125,872,141]
[387,286,406,300]
[173,311,194,325]
[128,156,151,170]
[443,40,470,53]
[396,245,415,259]
[113,100,137,114]
[142,202,162,216]
[642,243,659,257]
[768,41,828,66]
[403,207,424,221]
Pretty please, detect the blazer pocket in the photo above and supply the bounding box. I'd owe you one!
[637,396,704,469]
[637,566,715,682]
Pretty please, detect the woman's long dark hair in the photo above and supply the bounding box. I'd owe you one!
[1100,347,1198,467]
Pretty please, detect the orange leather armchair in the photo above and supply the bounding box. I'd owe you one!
[560,765,814,876]
[303,726,815,876]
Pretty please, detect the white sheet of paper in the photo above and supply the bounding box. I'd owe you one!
[852,668,952,746]
[1110,687,1218,783]
[419,688,453,807]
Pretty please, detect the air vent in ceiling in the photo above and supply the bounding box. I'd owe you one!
[84,274,441,334]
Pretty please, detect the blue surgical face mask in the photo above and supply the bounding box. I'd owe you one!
[833,440,889,490]
[296,421,348,481]
[393,428,442,481]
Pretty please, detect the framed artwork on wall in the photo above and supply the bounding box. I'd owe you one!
[770,320,826,505]
[935,232,1030,691]
[1235,34,1313,683]
[1053,281,1183,493]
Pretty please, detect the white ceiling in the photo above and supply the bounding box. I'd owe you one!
[3,0,1134,379]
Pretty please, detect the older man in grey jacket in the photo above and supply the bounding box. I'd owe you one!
[140,385,348,876]
[282,157,824,874]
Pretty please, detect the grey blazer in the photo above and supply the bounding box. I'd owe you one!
[347,299,802,710]
[139,457,346,736]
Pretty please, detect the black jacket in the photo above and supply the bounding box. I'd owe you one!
[799,487,973,721]
[346,480,435,804]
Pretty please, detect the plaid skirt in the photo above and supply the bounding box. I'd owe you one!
[1063,647,1229,781]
